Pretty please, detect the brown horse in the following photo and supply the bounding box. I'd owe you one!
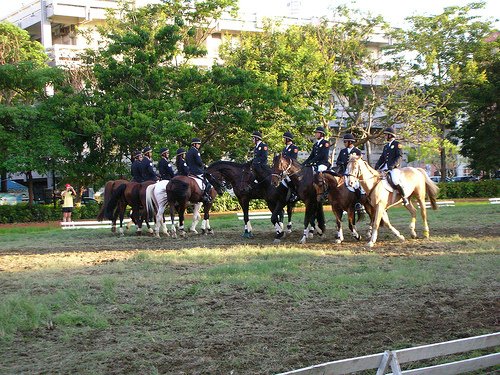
[97,179,130,235]
[165,174,222,238]
[345,154,439,247]
[102,180,156,235]
[314,172,364,243]
[271,154,326,244]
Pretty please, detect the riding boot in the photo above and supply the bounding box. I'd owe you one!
[354,189,365,212]
[397,185,408,206]
[202,181,212,203]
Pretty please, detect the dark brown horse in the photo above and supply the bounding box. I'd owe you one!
[97,179,130,235]
[165,174,222,238]
[271,154,326,244]
[101,180,155,235]
[314,172,365,243]
[206,161,295,238]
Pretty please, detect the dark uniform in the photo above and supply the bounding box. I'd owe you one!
[282,131,299,159]
[131,151,143,182]
[303,139,331,169]
[251,131,272,181]
[158,148,174,180]
[186,146,204,175]
[140,147,158,182]
[175,148,189,176]
[336,147,361,175]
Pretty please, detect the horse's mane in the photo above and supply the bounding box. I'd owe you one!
[208,160,248,169]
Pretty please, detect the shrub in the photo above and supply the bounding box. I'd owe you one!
[436,180,500,199]
[0,202,102,224]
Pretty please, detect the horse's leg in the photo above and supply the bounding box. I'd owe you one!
[381,210,405,242]
[416,193,430,238]
[367,205,386,248]
[315,203,325,236]
[241,199,253,239]
[169,203,177,238]
[190,202,202,234]
[300,200,315,244]
[126,209,133,230]
[111,206,118,234]
[348,208,361,241]
[286,202,294,233]
[201,203,214,235]
[405,199,418,239]
[332,206,344,243]
[178,205,186,237]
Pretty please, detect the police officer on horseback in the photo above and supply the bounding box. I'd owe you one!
[303,126,331,172]
[337,133,365,211]
[158,148,175,180]
[131,150,144,182]
[186,138,212,203]
[175,148,189,176]
[141,146,158,182]
[251,130,272,183]
[374,127,408,205]
[282,131,299,160]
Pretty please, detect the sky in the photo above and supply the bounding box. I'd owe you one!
[0,0,498,28]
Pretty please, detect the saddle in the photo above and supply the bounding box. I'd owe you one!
[187,174,205,191]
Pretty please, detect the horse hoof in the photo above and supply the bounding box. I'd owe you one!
[273,238,281,244]
[207,229,214,235]
[179,231,186,238]
[423,230,429,238]
[355,234,361,241]
[335,239,342,244]
[398,235,405,241]
[299,237,307,244]
[242,231,253,239]
[411,232,418,239]
[111,227,116,233]
[367,241,375,248]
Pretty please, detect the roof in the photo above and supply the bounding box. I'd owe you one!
[7,180,28,191]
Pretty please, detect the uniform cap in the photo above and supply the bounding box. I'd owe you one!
[384,127,396,137]
[142,146,152,153]
[251,131,263,140]
[176,148,186,156]
[191,138,201,144]
[159,147,169,155]
[314,126,326,135]
[343,133,356,141]
[283,131,294,140]
[133,150,142,158]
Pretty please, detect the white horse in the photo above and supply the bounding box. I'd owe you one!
[145,181,202,238]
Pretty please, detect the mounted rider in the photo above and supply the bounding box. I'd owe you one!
[175,148,189,176]
[374,127,408,205]
[131,150,144,182]
[186,138,212,203]
[303,126,331,173]
[158,147,175,180]
[251,130,272,184]
[336,133,365,211]
[140,146,159,182]
[281,131,299,202]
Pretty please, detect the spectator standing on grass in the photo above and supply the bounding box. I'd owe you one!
[61,184,76,223]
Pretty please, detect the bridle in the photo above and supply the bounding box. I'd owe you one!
[271,156,299,186]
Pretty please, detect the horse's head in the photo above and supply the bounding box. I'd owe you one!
[271,154,294,187]
[205,172,225,195]
[345,154,362,188]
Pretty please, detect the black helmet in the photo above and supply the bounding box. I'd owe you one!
[283,131,294,140]
[176,148,186,156]
[191,137,201,144]
[314,126,326,135]
[159,147,169,156]
[132,150,142,158]
[142,146,152,154]
[251,130,263,140]
[384,127,396,137]
[343,133,355,142]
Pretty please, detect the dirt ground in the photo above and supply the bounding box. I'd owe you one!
[1,217,499,374]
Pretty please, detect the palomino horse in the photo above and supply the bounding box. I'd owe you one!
[165,174,222,238]
[314,172,364,243]
[345,154,439,247]
[145,180,202,238]
[206,161,295,238]
[271,154,326,244]
[104,180,156,235]
[97,179,131,235]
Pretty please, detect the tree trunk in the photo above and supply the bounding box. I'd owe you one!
[26,171,34,206]
[440,122,447,181]
[0,169,7,193]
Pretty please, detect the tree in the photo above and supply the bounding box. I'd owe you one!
[386,2,493,180]
[0,22,63,202]
[455,33,500,176]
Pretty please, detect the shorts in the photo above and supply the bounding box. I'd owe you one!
[62,207,73,213]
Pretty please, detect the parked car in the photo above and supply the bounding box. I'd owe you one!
[451,176,479,182]
[0,193,23,205]
[81,197,99,205]
[430,176,451,183]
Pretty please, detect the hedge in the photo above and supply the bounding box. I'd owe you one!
[0,181,497,223]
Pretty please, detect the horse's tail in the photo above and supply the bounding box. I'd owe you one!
[105,183,127,220]
[145,184,156,219]
[97,180,114,221]
[418,168,440,210]
[166,179,189,203]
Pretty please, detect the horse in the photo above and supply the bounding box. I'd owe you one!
[271,154,326,244]
[345,154,439,247]
[103,180,156,235]
[97,179,131,235]
[145,180,203,238]
[206,161,295,238]
[165,174,222,238]
[313,172,365,243]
